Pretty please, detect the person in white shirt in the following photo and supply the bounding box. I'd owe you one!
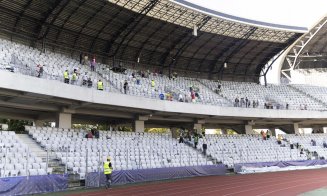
[178,94,184,102]
[82,72,88,86]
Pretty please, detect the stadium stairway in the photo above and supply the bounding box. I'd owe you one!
[288,85,327,109]
[16,134,65,175]
[196,79,233,105]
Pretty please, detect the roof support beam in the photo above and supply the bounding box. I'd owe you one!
[119,5,174,61]
[196,24,234,72]
[232,42,260,80]
[104,0,159,58]
[185,22,221,71]
[289,18,327,70]
[71,2,107,52]
[209,27,257,79]
[12,0,33,33]
[159,30,191,66]
[53,0,88,46]
[35,0,70,40]
[131,7,172,63]
[146,10,186,66]
[89,0,133,54]
[167,16,211,69]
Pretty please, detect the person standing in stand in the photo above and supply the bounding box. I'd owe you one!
[103,156,113,189]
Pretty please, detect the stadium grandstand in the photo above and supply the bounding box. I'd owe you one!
[0,0,327,195]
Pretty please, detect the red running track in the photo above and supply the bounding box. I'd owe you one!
[70,168,327,196]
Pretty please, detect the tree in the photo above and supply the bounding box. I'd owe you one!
[145,128,169,133]
[226,129,238,135]
[0,119,32,133]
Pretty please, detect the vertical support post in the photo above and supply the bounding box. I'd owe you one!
[86,148,88,185]
[27,148,30,179]
[196,150,198,166]
[138,148,140,169]
[126,149,128,169]
[25,149,29,179]
[188,148,190,166]
[245,125,253,135]
[46,148,49,174]
[98,149,101,187]
[293,123,300,134]
[4,147,8,177]
[134,120,145,133]
[65,147,68,175]
[179,148,181,166]
[149,148,151,168]
[55,113,72,129]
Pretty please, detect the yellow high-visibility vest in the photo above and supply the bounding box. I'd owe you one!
[97,81,103,90]
[151,80,155,87]
[64,71,69,79]
[103,161,112,174]
[72,73,77,80]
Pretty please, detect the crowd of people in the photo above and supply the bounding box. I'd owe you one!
[56,53,107,91]
[122,67,204,104]
[85,128,100,139]
[260,130,271,140]
[234,97,259,108]
[178,128,207,155]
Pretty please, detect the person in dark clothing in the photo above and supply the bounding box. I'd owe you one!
[87,131,93,139]
[123,80,128,94]
[87,78,93,87]
[179,135,184,143]
[37,64,44,78]
[245,97,249,108]
[80,53,83,64]
[95,129,100,139]
[202,140,207,155]
[266,130,271,139]
[179,129,184,143]
[234,97,240,107]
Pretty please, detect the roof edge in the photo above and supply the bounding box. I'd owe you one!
[171,0,308,33]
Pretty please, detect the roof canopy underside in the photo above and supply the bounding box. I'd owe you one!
[0,0,302,82]
[284,17,327,70]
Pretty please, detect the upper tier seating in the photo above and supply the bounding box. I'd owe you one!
[201,79,326,110]
[0,38,326,111]
[26,126,212,179]
[0,131,49,177]
[0,39,120,93]
[291,84,327,106]
[97,66,232,106]
[197,134,308,168]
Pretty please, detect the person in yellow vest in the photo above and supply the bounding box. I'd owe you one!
[63,70,69,84]
[103,156,113,189]
[71,72,77,85]
[97,79,103,91]
[151,79,155,88]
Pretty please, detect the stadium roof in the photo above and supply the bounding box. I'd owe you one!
[0,0,304,82]
[282,16,327,80]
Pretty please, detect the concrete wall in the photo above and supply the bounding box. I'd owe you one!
[2,70,327,120]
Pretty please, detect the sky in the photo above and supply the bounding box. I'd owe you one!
[185,0,327,29]
[184,0,327,84]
